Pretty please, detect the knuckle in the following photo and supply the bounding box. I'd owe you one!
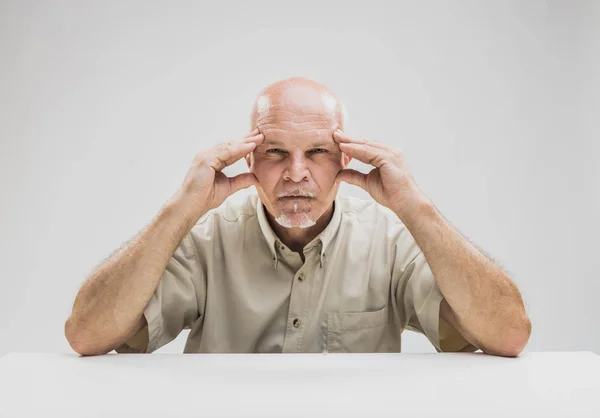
[193,152,208,166]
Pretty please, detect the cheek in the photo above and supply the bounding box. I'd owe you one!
[251,159,282,186]
[317,155,344,174]
[310,159,343,188]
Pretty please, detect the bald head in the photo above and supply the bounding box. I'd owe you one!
[250,77,346,132]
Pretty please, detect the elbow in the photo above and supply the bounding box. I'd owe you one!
[509,316,532,356]
[64,317,111,356]
[485,315,532,358]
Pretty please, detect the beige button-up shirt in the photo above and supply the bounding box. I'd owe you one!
[116,194,478,354]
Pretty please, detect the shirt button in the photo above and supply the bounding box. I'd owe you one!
[293,318,302,328]
[298,273,305,282]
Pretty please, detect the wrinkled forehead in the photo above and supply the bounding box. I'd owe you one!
[257,112,339,138]
[252,89,342,134]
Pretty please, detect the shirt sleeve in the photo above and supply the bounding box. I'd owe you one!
[395,251,478,353]
[114,232,205,354]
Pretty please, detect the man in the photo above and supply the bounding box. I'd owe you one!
[65,77,531,357]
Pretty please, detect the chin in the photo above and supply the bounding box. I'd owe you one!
[274,210,317,229]
[273,197,315,226]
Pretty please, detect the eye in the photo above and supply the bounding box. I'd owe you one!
[267,149,287,154]
[309,148,328,154]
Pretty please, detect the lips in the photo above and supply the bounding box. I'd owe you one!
[276,190,315,199]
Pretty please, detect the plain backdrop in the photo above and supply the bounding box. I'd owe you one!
[0,1,598,357]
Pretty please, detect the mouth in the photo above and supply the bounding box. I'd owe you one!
[278,196,313,201]
[276,191,315,200]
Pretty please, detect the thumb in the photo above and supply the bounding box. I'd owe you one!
[228,172,259,194]
[336,169,367,190]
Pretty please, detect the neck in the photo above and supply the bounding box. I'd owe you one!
[266,202,335,253]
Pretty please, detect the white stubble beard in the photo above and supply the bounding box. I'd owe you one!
[274,202,317,229]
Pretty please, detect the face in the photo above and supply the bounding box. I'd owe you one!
[246,105,350,229]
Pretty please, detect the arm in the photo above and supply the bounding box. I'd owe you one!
[399,198,531,357]
[65,129,264,356]
[332,129,531,357]
[64,194,200,356]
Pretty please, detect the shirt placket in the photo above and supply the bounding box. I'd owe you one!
[280,244,316,353]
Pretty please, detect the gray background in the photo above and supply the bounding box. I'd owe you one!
[1,0,598,356]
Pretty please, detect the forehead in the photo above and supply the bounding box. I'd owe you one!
[258,115,337,149]
[254,89,341,134]
[257,109,338,135]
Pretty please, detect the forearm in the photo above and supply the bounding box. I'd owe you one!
[65,193,201,354]
[330,129,531,355]
[397,194,531,355]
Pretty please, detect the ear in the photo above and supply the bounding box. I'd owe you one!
[245,153,252,169]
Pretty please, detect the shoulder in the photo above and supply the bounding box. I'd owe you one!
[188,194,259,242]
[337,194,405,229]
[337,194,420,264]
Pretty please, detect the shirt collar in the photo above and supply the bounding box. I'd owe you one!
[256,195,343,269]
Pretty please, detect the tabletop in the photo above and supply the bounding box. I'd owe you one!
[0,351,598,417]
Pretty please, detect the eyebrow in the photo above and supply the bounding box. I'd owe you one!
[262,139,334,148]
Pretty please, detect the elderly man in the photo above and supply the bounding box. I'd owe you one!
[65,77,531,357]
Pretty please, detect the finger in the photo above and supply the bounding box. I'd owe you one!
[242,132,265,145]
[217,132,264,168]
[334,130,391,152]
[338,142,387,168]
[333,130,367,145]
[336,169,367,190]
[228,172,259,193]
[212,137,262,171]
[244,128,262,141]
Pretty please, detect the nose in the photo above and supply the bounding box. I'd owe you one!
[283,152,309,183]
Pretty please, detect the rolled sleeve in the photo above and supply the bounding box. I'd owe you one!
[396,251,478,353]
[114,232,205,354]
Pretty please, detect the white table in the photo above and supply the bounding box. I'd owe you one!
[0,351,598,417]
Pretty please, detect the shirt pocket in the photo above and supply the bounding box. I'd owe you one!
[326,305,389,353]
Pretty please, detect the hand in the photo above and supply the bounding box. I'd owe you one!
[174,129,264,219]
[333,130,428,218]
